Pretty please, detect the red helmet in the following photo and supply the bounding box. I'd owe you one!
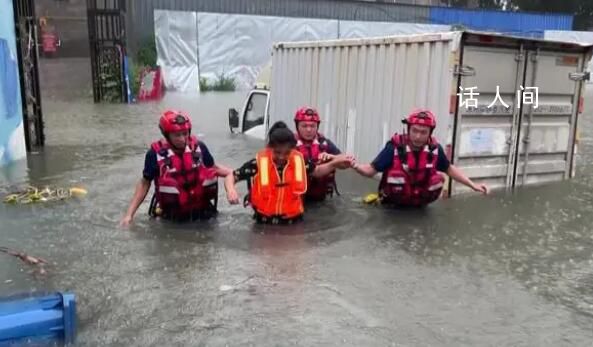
[294,107,321,123]
[159,110,192,135]
[403,109,437,129]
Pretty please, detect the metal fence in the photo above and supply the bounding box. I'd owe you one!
[87,0,128,103]
[12,0,45,149]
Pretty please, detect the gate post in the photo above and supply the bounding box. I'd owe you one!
[87,0,128,103]
[12,0,45,150]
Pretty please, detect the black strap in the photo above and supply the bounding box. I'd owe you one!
[306,146,314,162]
[148,193,157,218]
[243,176,253,207]
[246,176,253,191]
[332,178,340,196]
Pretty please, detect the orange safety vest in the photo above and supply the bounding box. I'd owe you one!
[250,148,307,219]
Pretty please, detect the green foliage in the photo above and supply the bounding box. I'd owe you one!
[99,61,122,102]
[135,37,157,67]
[199,73,236,92]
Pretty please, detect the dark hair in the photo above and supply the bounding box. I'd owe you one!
[267,121,297,148]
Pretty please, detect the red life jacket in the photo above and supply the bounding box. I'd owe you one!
[379,134,445,207]
[150,136,218,217]
[295,133,336,201]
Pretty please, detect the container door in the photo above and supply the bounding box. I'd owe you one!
[514,49,585,186]
[451,45,526,195]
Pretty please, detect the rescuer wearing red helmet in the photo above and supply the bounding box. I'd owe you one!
[293,106,354,202]
[120,110,236,226]
[353,109,489,207]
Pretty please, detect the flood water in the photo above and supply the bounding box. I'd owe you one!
[1,58,593,346]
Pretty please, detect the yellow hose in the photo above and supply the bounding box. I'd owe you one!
[3,186,87,204]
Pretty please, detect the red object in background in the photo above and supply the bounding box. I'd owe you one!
[41,32,59,54]
[138,67,164,101]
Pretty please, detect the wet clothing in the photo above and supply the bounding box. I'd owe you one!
[234,152,314,224]
[253,214,304,225]
[143,138,217,221]
[249,149,307,220]
[378,134,445,207]
[233,159,316,182]
[296,135,341,201]
[371,141,450,173]
[371,135,449,207]
[143,141,214,181]
[299,137,341,156]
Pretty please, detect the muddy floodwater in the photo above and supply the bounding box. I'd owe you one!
[1,58,593,346]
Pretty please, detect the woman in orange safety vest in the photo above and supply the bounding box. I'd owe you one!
[226,121,353,224]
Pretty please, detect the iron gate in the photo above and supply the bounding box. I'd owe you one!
[12,0,44,150]
[87,0,128,103]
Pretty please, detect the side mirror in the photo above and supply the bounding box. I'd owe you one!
[228,108,239,133]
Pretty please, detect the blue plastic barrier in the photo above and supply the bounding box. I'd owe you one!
[0,292,76,345]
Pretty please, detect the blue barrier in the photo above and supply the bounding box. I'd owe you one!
[0,292,76,345]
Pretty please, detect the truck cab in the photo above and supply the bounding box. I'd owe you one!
[228,86,270,140]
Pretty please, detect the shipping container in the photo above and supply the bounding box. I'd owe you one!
[244,31,592,196]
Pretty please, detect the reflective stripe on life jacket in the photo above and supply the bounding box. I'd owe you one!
[150,136,218,216]
[295,133,336,201]
[250,148,307,219]
[379,133,444,207]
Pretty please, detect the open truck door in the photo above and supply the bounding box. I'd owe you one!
[228,89,270,140]
[228,62,272,139]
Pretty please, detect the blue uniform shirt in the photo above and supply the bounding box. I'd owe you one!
[320,138,341,155]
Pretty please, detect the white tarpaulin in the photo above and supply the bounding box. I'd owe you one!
[154,10,200,92]
[154,11,452,91]
[197,13,338,90]
[545,30,593,83]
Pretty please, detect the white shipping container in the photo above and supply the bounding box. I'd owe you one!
[268,31,593,196]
